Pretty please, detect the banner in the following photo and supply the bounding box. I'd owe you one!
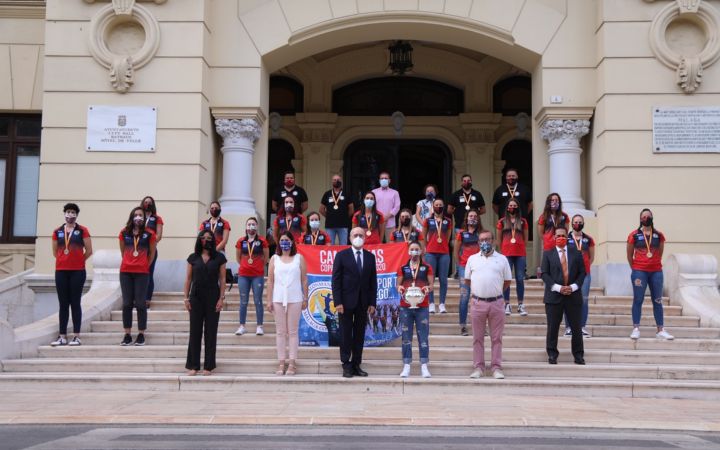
[297,243,408,347]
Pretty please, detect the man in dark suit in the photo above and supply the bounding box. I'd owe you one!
[332,227,378,378]
[541,227,586,365]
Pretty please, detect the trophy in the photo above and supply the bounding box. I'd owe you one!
[404,285,425,309]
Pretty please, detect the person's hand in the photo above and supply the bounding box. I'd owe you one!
[302,300,308,310]
[560,286,572,295]
[215,299,223,312]
[183,298,191,312]
[267,302,274,313]
[335,304,344,315]
[397,286,405,295]
[368,306,376,315]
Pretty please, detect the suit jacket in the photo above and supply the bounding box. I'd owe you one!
[541,246,586,305]
[332,247,378,311]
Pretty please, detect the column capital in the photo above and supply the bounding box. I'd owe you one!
[540,119,590,147]
[215,118,262,147]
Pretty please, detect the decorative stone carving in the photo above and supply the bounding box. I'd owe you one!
[215,118,262,147]
[539,119,590,146]
[513,112,531,138]
[646,0,720,94]
[87,2,161,93]
[268,112,282,138]
[301,128,333,143]
[391,111,405,136]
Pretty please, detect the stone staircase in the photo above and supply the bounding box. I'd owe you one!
[1,279,720,399]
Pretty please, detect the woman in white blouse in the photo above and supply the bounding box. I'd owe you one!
[266,231,308,376]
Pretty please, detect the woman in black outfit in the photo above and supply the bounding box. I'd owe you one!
[183,230,227,376]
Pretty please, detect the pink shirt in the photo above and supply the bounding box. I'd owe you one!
[372,187,401,229]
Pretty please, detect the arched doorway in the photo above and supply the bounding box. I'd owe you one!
[343,139,452,214]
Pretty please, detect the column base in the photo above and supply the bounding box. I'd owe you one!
[564,206,595,219]
[217,196,257,216]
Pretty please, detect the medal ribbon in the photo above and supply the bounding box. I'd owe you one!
[63,225,73,251]
[435,217,443,239]
[247,238,256,260]
[310,231,319,245]
[462,191,471,206]
[410,261,420,287]
[643,229,653,256]
[133,234,140,255]
[365,213,374,232]
[507,184,517,199]
[572,232,583,252]
[210,219,218,234]
[331,189,342,207]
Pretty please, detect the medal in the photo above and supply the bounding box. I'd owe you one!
[364,213,374,237]
[434,216,443,244]
[333,205,338,210]
[465,205,470,211]
[462,191,472,210]
[247,238,256,263]
[647,252,653,258]
[437,237,442,243]
[642,229,654,259]
[209,218,218,234]
[132,234,140,258]
[133,251,139,257]
[330,189,342,211]
[366,230,372,236]
[510,227,517,245]
[507,183,517,199]
[63,224,73,256]
[511,238,516,244]
[248,258,253,264]
[63,249,69,255]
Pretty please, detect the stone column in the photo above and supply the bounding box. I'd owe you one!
[539,118,592,215]
[215,118,262,215]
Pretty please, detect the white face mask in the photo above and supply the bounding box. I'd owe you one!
[351,236,364,248]
[409,249,421,257]
[65,212,77,223]
[309,220,321,230]
[133,215,144,225]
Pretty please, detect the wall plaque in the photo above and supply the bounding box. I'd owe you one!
[86,105,157,151]
[653,106,720,153]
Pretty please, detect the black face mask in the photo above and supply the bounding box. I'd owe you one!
[401,218,411,227]
[434,207,444,215]
[641,217,653,227]
[203,241,214,250]
[573,223,584,231]
[210,209,221,218]
[332,181,342,188]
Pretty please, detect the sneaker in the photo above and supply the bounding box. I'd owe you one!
[469,369,483,379]
[493,369,505,379]
[656,330,674,340]
[120,333,132,346]
[235,325,246,336]
[630,327,641,340]
[50,336,67,347]
[564,328,572,337]
[256,325,264,336]
[68,336,82,346]
[518,304,528,316]
[582,328,591,338]
[134,333,146,346]
[429,304,436,314]
[460,326,469,336]
[421,364,431,378]
[399,364,411,378]
[438,304,447,314]
[504,304,511,315]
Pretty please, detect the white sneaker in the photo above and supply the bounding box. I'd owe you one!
[399,364,411,378]
[518,304,528,316]
[428,304,436,314]
[421,364,431,378]
[469,369,483,379]
[656,330,674,340]
[582,328,591,338]
[235,325,246,336]
[438,304,447,314]
[630,327,640,340]
[504,304,511,315]
[50,336,67,347]
[564,327,572,337]
[68,336,82,346]
[256,325,264,336]
[493,369,505,379]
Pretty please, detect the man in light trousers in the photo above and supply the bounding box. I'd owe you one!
[464,230,512,379]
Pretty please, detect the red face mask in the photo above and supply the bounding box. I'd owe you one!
[555,236,567,248]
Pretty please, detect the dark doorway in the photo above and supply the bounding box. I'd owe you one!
[266,139,295,222]
[343,139,452,220]
[501,139,533,240]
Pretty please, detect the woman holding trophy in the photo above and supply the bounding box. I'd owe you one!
[396,242,434,378]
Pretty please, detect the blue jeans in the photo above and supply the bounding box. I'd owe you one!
[238,276,264,325]
[502,256,526,305]
[457,265,469,325]
[326,227,348,245]
[631,269,664,327]
[400,306,429,364]
[565,273,591,328]
[424,252,450,305]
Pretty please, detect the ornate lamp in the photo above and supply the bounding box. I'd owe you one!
[388,41,413,75]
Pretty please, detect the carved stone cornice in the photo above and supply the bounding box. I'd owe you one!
[0,1,45,19]
[458,112,502,143]
[296,112,338,143]
[215,118,262,146]
[540,119,590,146]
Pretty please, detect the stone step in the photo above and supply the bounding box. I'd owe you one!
[53,332,720,351]
[0,373,716,400]
[147,300,684,316]
[34,345,720,366]
[110,310,701,327]
[4,358,720,380]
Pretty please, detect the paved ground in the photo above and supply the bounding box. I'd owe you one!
[1,425,720,450]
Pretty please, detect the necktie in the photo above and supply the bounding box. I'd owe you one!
[356,251,363,271]
[560,248,569,285]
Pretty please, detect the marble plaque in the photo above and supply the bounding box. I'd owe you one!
[653,106,720,153]
[86,105,157,152]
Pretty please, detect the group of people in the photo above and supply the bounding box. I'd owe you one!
[48,169,673,379]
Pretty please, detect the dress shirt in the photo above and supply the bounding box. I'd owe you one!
[372,187,401,229]
[551,246,579,293]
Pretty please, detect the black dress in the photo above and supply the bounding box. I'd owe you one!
[185,251,227,371]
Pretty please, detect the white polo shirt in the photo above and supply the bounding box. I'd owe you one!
[464,250,512,298]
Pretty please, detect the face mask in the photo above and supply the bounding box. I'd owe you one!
[65,212,77,223]
[507,207,517,215]
[332,180,342,188]
[467,219,477,226]
[284,179,294,188]
[279,240,293,252]
[203,240,214,250]
[409,249,421,257]
[434,207,443,215]
[133,215,144,225]
[379,179,389,188]
[573,223,584,231]
[506,177,517,186]
[401,217,411,227]
[364,199,375,209]
[351,236,364,248]
[425,192,435,201]
[462,182,472,190]
[309,220,320,230]
[284,204,294,212]
[480,241,493,254]
[641,217,653,227]
[550,201,559,211]
[210,209,220,218]
[555,236,567,248]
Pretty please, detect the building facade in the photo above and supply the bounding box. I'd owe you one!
[1,0,719,293]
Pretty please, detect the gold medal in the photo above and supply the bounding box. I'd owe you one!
[132,234,140,258]
[647,252,653,258]
[366,230,372,237]
[247,238,257,263]
[437,237,442,243]
[63,225,73,256]
[248,258,253,264]
[465,205,470,211]
[133,251,139,257]
[642,229,654,260]
[330,189,342,212]
[63,249,69,255]
[511,238,516,244]
[333,205,338,210]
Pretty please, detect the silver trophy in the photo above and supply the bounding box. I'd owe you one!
[404,286,425,309]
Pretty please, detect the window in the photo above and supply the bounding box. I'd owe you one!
[493,76,531,116]
[269,76,304,115]
[0,115,41,242]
